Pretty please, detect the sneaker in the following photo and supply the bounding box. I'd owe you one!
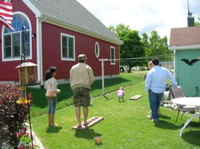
[146,115,153,119]
[152,118,159,122]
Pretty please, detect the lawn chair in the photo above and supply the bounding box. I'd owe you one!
[170,86,195,123]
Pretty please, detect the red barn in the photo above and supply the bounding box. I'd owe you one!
[0,0,122,86]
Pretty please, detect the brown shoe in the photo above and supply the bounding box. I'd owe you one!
[83,122,89,126]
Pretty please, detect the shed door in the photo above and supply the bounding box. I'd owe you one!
[175,49,200,97]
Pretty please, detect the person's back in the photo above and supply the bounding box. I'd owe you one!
[146,63,177,94]
[70,54,94,129]
[147,66,172,93]
[145,58,177,122]
[70,63,93,89]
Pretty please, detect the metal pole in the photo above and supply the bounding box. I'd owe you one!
[21,26,34,149]
[27,97,34,149]
[22,25,26,62]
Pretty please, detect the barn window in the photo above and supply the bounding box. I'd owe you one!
[61,33,75,60]
[110,46,115,65]
[95,42,100,58]
[2,13,32,61]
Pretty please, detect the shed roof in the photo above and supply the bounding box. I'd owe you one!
[29,0,123,45]
[169,26,200,49]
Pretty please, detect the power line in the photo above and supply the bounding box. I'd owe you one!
[99,54,173,62]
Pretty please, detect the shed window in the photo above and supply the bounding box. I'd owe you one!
[61,33,75,60]
[2,13,31,61]
[95,42,100,58]
[110,46,115,65]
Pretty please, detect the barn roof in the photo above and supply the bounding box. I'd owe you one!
[169,26,200,50]
[28,0,123,45]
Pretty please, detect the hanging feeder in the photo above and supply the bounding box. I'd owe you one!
[16,62,37,85]
[16,85,30,104]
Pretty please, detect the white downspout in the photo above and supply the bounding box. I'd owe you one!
[36,16,46,86]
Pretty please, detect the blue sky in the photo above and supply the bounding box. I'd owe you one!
[77,0,200,39]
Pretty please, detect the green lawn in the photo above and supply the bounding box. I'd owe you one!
[29,72,145,117]
[30,72,200,149]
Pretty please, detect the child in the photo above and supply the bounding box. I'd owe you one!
[148,61,153,70]
[144,61,154,79]
[117,87,125,102]
[44,66,60,127]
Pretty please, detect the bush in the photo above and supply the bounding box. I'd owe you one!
[0,84,32,148]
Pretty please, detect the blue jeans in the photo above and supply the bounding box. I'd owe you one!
[148,89,163,120]
[47,97,57,114]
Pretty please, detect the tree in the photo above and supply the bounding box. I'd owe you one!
[195,16,200,26]
[141,30,172,62]
[109,24,131,37]
[141,33,149,57]
[109,24,145,72]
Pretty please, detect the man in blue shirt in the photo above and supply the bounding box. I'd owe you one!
[145,58,177,122]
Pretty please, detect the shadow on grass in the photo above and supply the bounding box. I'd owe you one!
[187,121,200,128]
[154,120,181,130]
[159,114,171,119]
[46,126,63,133]
[179,122,200,146]
[29,73,144,117]
[182,130,200,146]
[102,95,114,101]
[74,128,102,140]
[30,77,130,109]
[91,78,131,90]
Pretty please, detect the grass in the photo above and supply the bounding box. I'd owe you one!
[29,71,145,117]
[30,72,200,149]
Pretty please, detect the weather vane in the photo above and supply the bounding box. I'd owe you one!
[187,0,192,17]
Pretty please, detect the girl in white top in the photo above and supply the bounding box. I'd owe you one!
[44,67,60,127]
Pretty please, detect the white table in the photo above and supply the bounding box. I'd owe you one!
[172,97,200,136]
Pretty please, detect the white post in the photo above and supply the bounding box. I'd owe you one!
[99,59,109,95]
[101,59,105,95]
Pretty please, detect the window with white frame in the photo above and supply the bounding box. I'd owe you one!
[110,46,115,65]
[95,42,100,58]
[61,33,75,60]
[3,13,31,61]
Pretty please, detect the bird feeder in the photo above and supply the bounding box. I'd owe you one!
[16,62,37,85]
[16,85,30,104]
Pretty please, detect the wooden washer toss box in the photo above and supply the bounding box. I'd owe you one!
[130,95,142,100]
[72,117,104,130]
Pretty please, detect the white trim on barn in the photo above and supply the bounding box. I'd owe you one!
[56,75,119,85]
[23,0,41,17]
[60,33,76,61]
[43,16,122,45]
[95,42,100,58]
[36,16,47,85]
[23,0,123,45]
[169,45,200,50]
[110,46,116,65]
[1,12,33,62]
[22,0,46,85]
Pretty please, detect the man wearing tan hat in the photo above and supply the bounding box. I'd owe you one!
[70,54,94,129]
